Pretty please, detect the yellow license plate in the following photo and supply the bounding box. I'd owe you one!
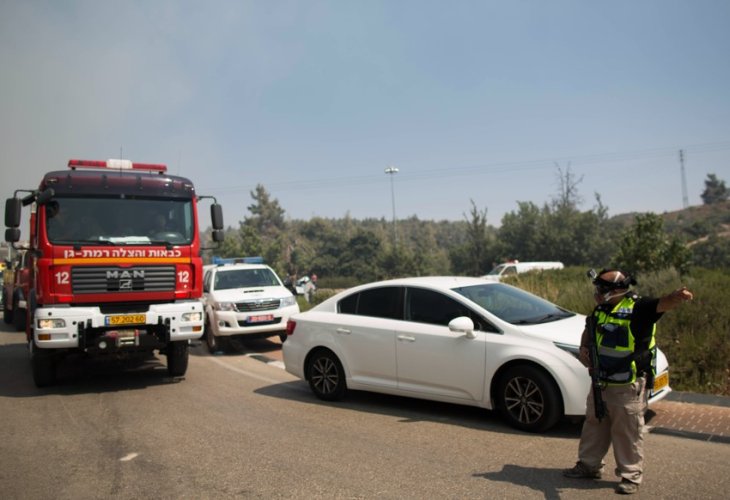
[653,371,669,392]
[105,314,146,326]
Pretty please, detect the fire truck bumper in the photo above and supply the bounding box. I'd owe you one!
[33,301,204,349]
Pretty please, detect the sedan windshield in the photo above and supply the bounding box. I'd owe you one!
[45,196,194,245]
[453,283,574,325]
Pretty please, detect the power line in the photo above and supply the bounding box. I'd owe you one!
[196,140,730,195]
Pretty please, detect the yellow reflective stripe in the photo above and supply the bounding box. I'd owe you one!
[52,257,190,265]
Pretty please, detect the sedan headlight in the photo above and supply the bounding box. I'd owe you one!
[37,318,66,329]
[280,296,297,307]
[215,302,237,312]
[182,311,203,322]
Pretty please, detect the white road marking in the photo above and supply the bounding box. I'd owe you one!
[120,453,139,462]
[267,360,285,370]
[206,356,282,384]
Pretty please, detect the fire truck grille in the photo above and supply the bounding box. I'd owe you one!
[71,266,176,294]
[235,299,280,312]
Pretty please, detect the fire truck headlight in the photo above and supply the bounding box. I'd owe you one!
[182,311,202,322]
[37,318,66,329]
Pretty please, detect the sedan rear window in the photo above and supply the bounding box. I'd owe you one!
[338,286,402,320]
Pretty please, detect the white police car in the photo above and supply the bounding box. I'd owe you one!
[202,258,299,352]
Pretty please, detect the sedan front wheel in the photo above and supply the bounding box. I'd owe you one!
[497,365,561,433]
[306,349,347,401]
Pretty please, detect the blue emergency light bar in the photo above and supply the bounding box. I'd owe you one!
[212,256,264,265]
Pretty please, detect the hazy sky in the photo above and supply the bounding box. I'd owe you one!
[2,1,729,229]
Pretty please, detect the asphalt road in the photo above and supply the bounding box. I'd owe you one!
[1,324,729,499]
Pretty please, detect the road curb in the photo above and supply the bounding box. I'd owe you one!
[648,426,730,444]
[665,390,730,408]
[646,392,730,444]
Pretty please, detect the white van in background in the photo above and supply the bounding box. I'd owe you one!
[482,260,564,282]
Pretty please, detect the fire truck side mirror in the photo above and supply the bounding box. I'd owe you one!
[5,228,20,243]
[5,198,21,228]
[210,203,224,231]
[211,229,224,243]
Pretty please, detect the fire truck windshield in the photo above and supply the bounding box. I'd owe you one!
[45,197,194,246]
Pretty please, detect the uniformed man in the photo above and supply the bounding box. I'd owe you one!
[563,268,693,495]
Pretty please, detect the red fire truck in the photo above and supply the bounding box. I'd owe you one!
[4,158,224,386]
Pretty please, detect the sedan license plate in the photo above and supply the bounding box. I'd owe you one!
[653,371,669,392]
[105,314,146,326]
[246,314,274,324]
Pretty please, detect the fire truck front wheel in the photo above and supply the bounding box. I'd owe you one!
[167,341,189,377]
[12,299,26,332]
[31,344,57,387]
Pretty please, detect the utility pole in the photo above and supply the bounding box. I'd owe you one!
[384,166,399,247]
[679,149,689,209]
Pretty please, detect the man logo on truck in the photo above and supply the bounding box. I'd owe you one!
[106,269,145,291]
[106,269,145,280]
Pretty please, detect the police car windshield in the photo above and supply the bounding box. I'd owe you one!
[214,268,281,291]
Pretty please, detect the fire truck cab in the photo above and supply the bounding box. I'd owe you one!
[4,159,224,386]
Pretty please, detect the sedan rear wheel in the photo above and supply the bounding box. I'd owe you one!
[497,365,561,433]
[306,349,346,401]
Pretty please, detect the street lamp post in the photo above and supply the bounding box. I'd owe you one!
[384,166,399,247]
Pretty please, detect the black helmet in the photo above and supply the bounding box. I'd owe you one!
[587,268,636,291]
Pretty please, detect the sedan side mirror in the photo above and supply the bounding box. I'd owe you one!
[449,316,476,339]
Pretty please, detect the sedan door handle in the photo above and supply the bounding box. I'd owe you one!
[397,335,416,342]
[336,328,351,335]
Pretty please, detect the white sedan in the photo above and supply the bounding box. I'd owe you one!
[283,276,671,433]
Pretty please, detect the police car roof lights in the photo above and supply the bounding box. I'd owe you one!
[212,256,264,266]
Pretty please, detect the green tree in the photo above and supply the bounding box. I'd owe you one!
[498,167,611,267]
[611,213,691,275]
[553,163,583,210]
[498,201,543,261]
[543,194,611,266]
[405,217,452,276]
[240,184,289,271]
[210,227,242,260]
[700,173,729,205]
[291,217,349,279]
[245,184,286,236]
[339,229,382,282]
[380,245,417,279]
[691,234,730,269]
[449,200,496,276]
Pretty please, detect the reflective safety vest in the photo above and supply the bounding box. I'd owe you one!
[592,295,656,386]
